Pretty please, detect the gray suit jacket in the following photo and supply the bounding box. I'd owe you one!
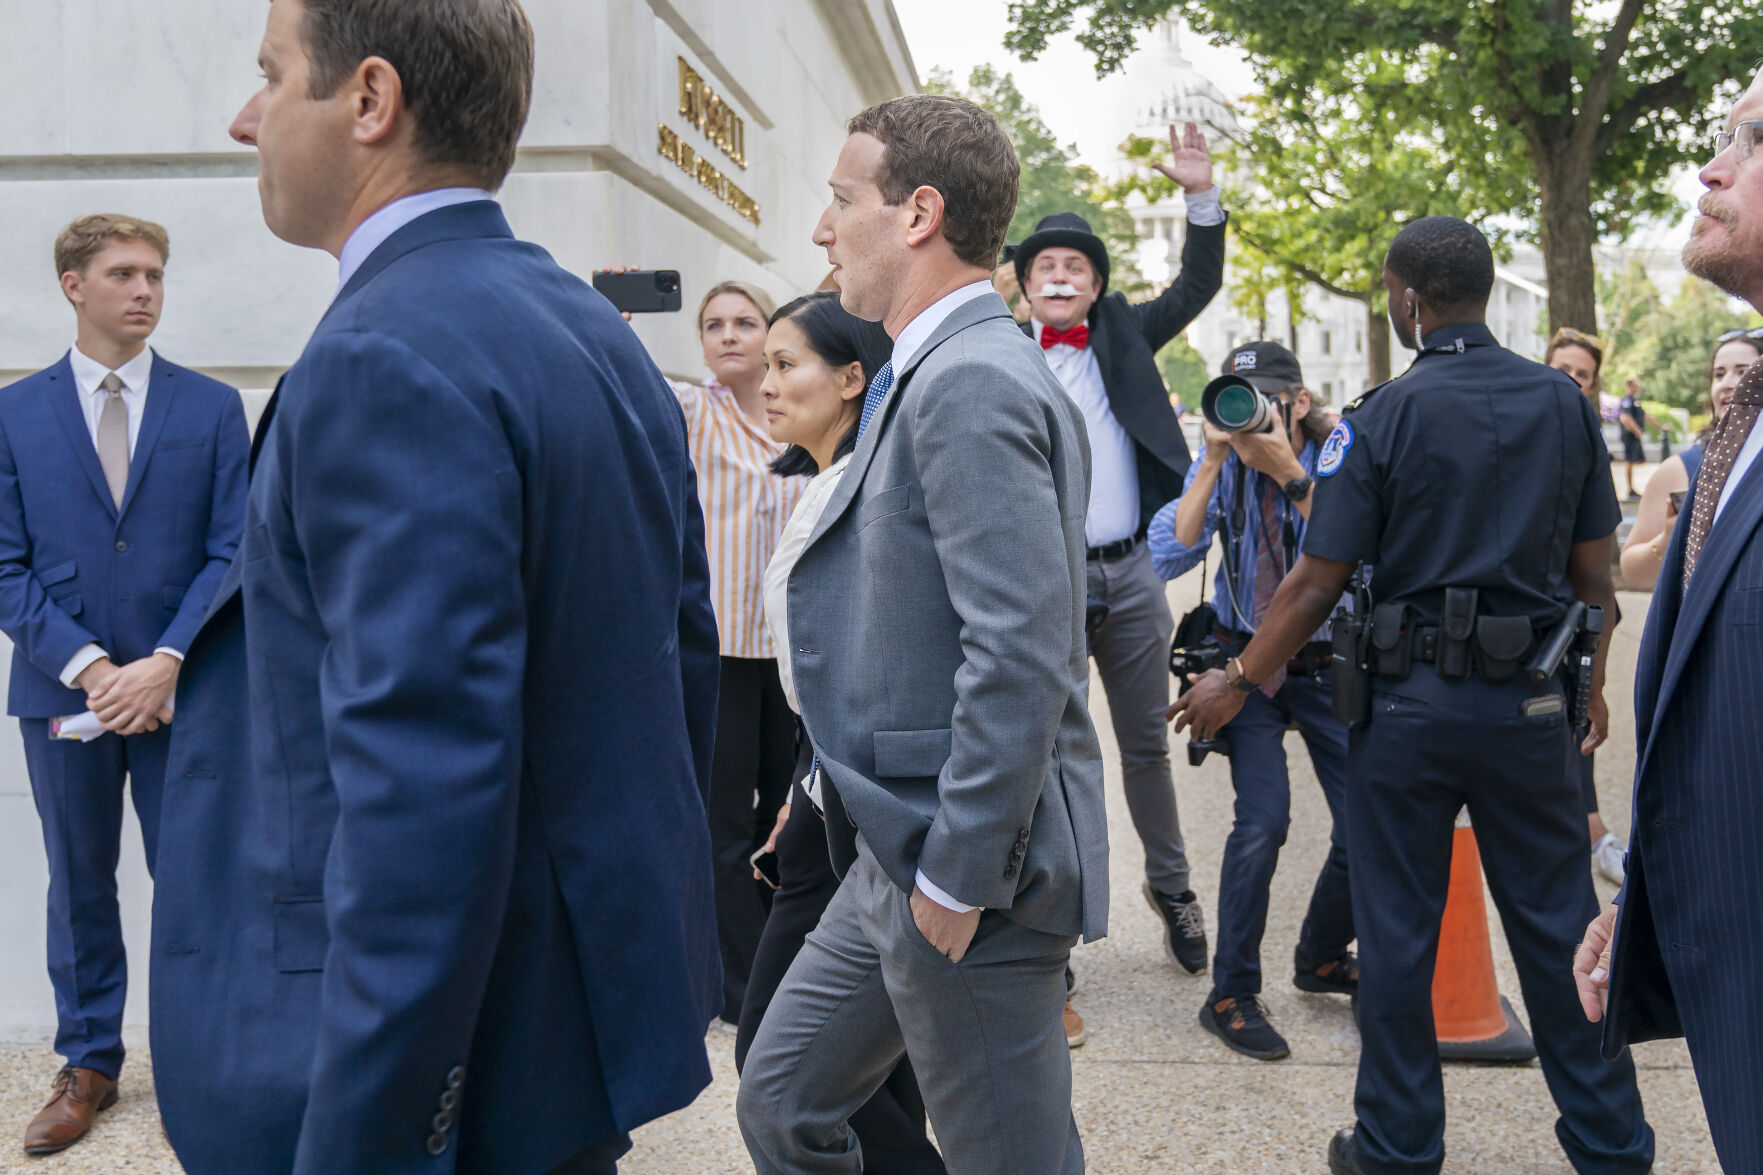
[786,291,1110,942]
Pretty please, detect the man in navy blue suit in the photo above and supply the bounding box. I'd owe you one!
[0,214,248,1156]
[1578,65,1763,1174]
[148,2,721,1173]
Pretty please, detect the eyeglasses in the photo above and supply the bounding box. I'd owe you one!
[1716,326,1763,344]
[1712,121,1763,160]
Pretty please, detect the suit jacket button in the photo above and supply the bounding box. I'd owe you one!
[114,540,128,552]
[432,1110,454,1133]
[446,1065,466,1089]
[439,1088,459,1111]
[1003,865,1018,880]
[425,1133,448,1156]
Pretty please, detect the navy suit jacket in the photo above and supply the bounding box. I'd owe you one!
[150,202,721,1175]
[1606,451,1763,1172]
[0,354,247,715]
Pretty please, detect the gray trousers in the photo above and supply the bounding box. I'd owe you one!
[738,841,1083,1174]
[1086,543,1190,895]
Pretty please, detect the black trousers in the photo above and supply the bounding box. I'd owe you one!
[737,748,947,1175]
[1348,668,1653,1175]
[708,656,797,1021]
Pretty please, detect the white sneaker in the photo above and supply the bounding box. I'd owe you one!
[1592,833,1626,885]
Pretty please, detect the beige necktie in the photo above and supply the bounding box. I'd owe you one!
[96,373,129,508]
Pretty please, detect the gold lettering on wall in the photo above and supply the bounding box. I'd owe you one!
[659,125,761,226]
[678,58,747,169]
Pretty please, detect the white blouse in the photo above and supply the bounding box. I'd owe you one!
[762,454,852,716]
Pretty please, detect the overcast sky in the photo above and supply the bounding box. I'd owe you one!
[889,0,1702,255]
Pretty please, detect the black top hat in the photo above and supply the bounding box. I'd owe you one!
[1013,212,1111,298]
[1220,340,1304,393]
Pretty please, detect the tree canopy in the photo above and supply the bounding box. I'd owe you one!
[1005,0,1762,334]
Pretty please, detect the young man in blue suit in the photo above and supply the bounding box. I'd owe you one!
[149,2,721,1173]
[0,214,248,1156]
[1578,64,1763,1175]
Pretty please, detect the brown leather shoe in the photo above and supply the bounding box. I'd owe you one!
[1063,1001,1087,1048]
[23,1067,117,1156]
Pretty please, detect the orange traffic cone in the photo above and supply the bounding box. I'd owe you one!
[1432,815,1536,1063]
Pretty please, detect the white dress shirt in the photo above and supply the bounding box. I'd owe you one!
[891,279,997,373]
[336,186,496,296]
[1183,186,1227,227]
[59,344,183,688]
[68,344,152,457]
[1714,415,1763,524]
[1032,316,1140,546]
[764,453,853,813]
[886,277,1006,915]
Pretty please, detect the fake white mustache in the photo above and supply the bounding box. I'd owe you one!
[1035,283,1084,298]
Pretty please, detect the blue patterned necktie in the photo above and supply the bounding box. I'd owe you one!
[806,362,896,795]
[856,361,895,440]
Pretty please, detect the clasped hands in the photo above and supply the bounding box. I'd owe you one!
[75,652,179,736]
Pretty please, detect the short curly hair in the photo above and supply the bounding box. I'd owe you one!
[1385,216,1495,311]
[54,214,170,280]
[846,95,1019,269]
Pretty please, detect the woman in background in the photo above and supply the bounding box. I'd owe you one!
[739,292,946,1175]
[1543,327,1625,885]
[1621,328,1763,590]
[671,280,807,1031]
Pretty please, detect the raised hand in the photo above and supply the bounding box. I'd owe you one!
[1152,121,1214,196]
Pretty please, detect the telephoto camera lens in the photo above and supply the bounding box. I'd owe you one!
[1201,373,1276,433]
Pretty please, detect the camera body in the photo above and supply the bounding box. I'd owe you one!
[1200,373,1279,434]
[1170,638,1233,766]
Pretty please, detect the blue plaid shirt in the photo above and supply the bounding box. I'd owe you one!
[1148,438,1346,639]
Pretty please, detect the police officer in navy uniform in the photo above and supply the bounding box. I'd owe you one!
[1172,217,1654,1175]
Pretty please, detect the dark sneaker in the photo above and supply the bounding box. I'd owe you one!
[1327,1126,1367,1175]
[1142,882,1207,974]
[1294,948,1360,996]
[1065,963,1079,998]
[1198,991,1290,1060]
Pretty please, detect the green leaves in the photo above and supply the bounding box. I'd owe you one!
[1007,0,1763,332]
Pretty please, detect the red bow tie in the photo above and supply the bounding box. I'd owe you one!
[1040,323,1090,350]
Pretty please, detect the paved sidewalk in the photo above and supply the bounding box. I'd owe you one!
[0,583,1718,1173]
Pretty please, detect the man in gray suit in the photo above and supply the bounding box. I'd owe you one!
[736,94,1109,1174]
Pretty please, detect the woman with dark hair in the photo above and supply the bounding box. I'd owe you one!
[737,292,945,1174]
[1543,327,1629,883]
[1622,327,1763,590]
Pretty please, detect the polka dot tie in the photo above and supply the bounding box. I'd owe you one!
[1683,362,1763,592]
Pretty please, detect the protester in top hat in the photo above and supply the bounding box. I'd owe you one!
[1006,122,1225,1005]
[1147,341,1358,1062]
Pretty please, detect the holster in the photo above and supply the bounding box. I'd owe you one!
[1438,587,1477,681]
[1475,616,1534,683]
[1369,602,1413,682]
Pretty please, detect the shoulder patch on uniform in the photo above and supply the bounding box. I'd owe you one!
[1317,419,1354,477]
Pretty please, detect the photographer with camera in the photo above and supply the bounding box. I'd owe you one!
[1148,341,1358,1062]
[1170,219,1650,1175]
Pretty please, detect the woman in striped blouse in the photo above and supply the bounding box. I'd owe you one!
[671,280,807,1031]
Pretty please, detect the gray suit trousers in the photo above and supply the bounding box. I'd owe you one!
[738,840,1083,1174]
